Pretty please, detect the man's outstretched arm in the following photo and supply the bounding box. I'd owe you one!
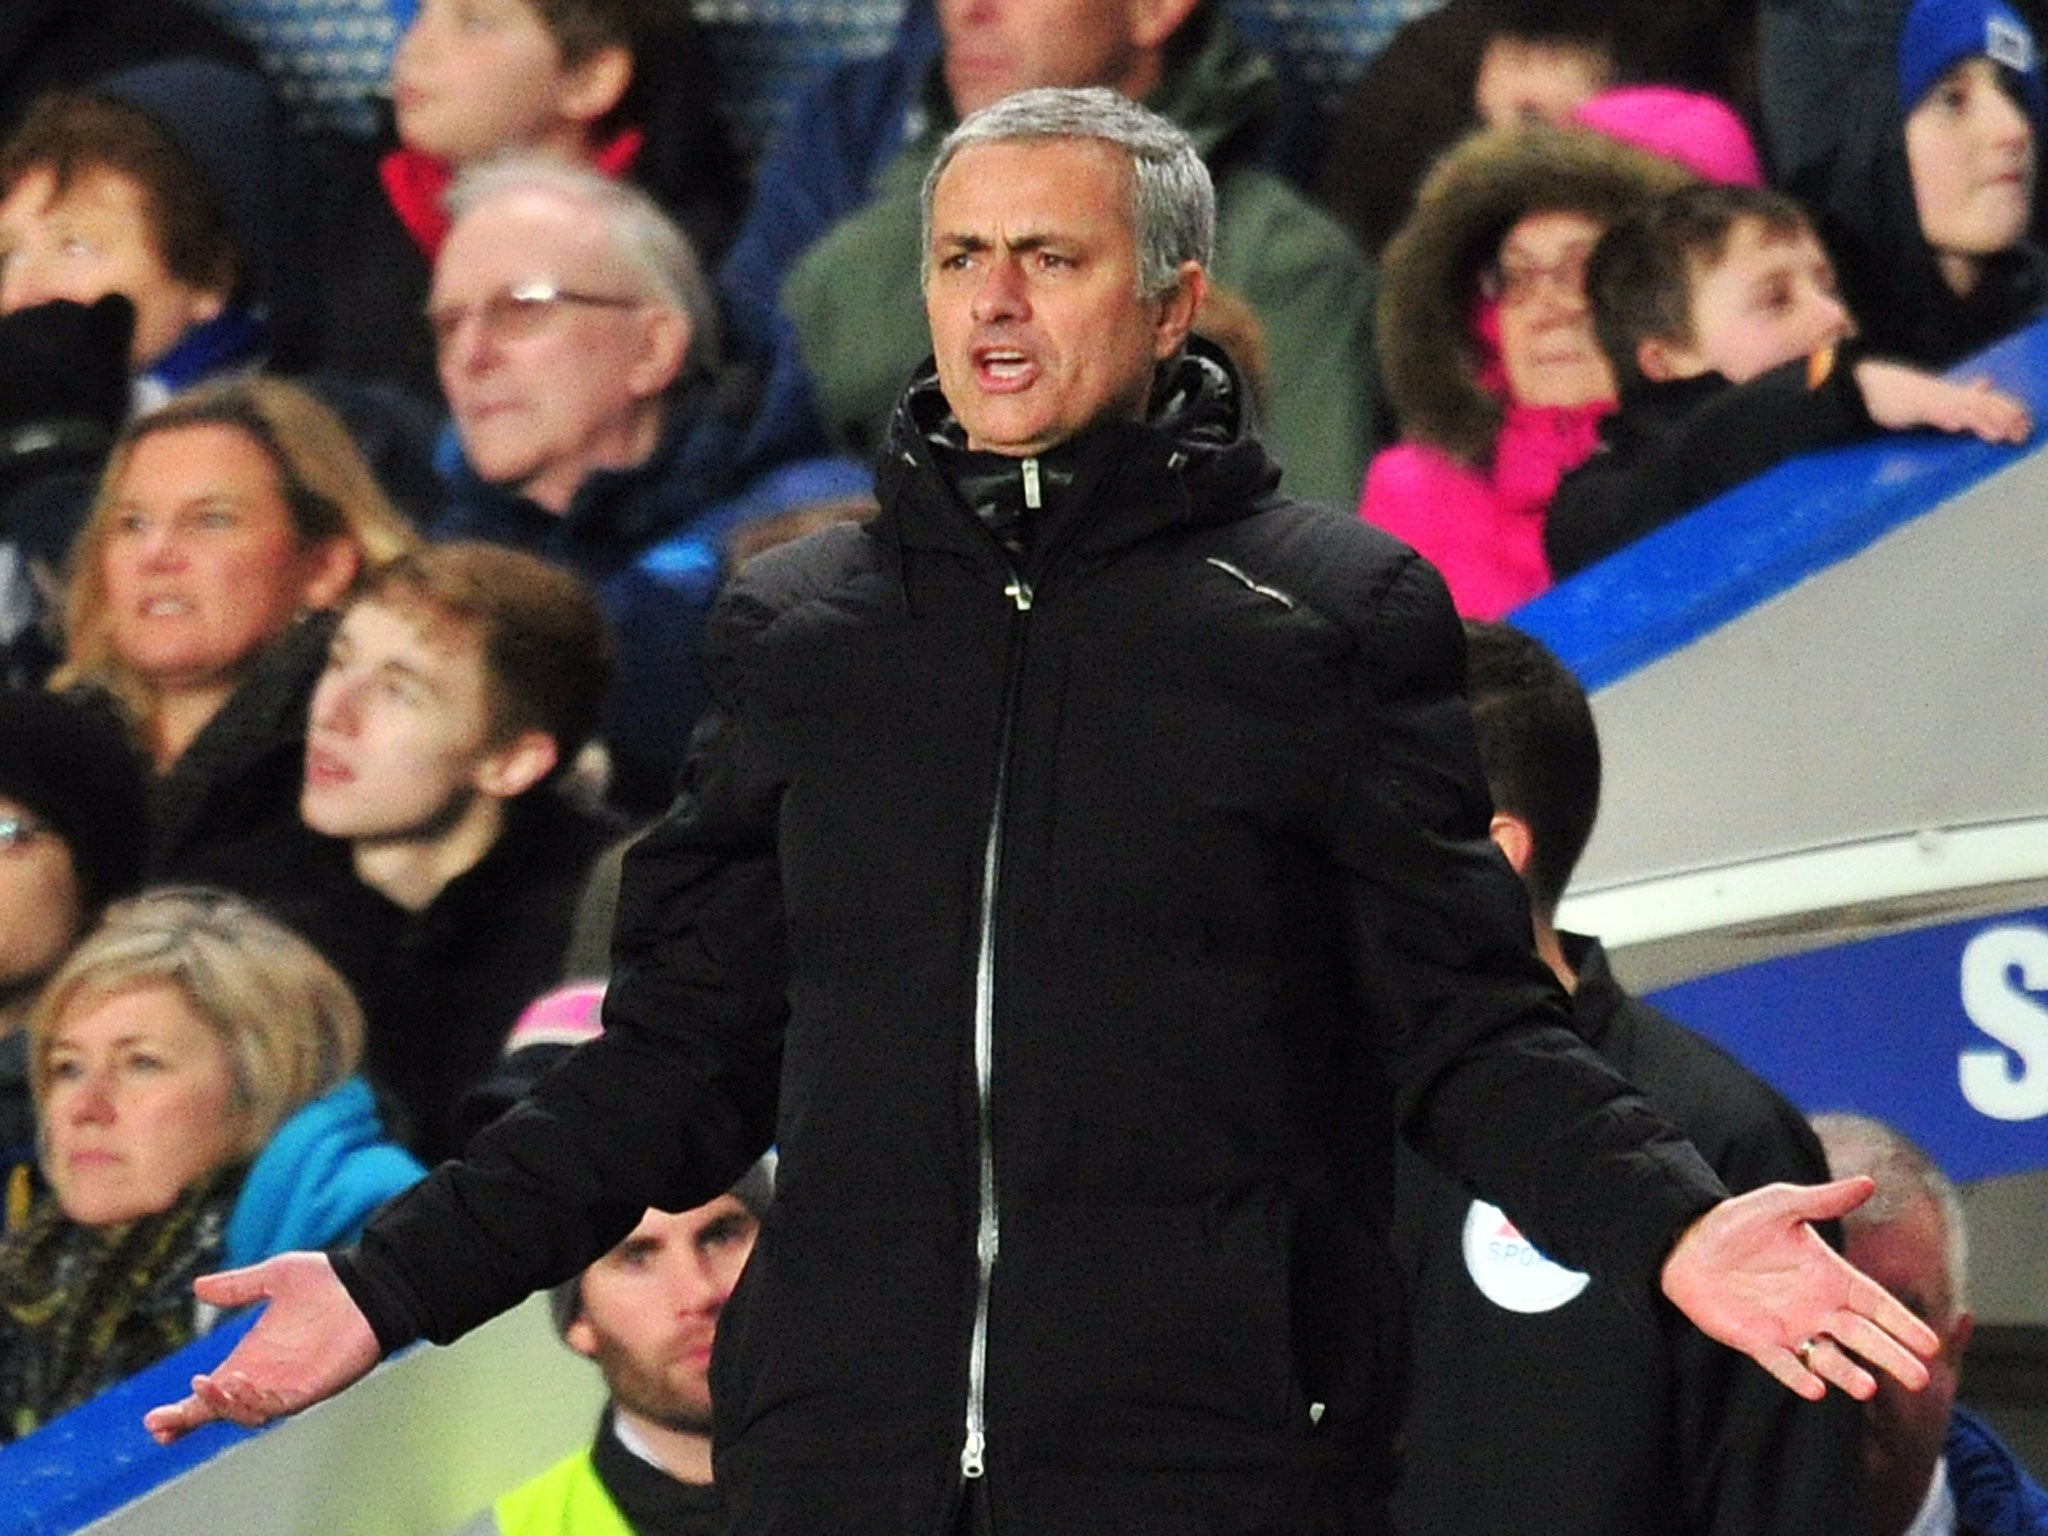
[146,1173,1935,1444]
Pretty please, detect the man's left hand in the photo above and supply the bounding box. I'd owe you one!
[1661,1175,1939,1400]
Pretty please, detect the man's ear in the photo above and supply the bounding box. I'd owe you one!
[1947,1309,1976,1364]
[557,44,634,128]
[627,305,691,398]
[475,729,560,801]
[1151,262,1207,361]
[1129,0,1202,50]
[563,1311,600,1361]
[1488,810,1535,878]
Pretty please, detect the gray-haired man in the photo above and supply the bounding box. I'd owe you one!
[1814,1113,2048,1536]
[152,89,1937,1536]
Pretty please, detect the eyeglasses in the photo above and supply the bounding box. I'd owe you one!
[0,812,49,852]
[1479,244,1596,305]
[426,280,645,349]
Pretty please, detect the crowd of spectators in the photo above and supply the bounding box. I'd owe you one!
[2,0,2046,1528]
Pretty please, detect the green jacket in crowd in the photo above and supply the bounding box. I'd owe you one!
[779,5,1383,507]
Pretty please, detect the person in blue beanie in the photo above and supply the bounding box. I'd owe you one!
[1762,0,2047,365]
[0,60,314,402]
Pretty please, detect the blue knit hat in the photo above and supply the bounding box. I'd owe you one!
[1898,0,2044,119]
[89,60,317,362]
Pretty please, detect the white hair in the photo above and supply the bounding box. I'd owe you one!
[445,154,721,381]
[1811,1111,1970,1314]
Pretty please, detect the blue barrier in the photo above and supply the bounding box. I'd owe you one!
[0,1315,260,1536]
[1517,319,2048,691]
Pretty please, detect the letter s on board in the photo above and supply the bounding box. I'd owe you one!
[1958,925,2048,1121]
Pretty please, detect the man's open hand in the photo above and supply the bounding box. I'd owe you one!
[143,1253,380,1444]
[1661,1176,1939,1400]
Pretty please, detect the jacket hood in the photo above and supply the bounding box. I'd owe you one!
[1378,125,1693,467]
[875,335,1278,570]
[1144,0,1280,169]
[223,1077,425,1268]
[440,378,755,568]
[91,59,317,368]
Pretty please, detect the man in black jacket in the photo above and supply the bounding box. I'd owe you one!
[148,88,1936,1536]
[1390,621,1869,1536]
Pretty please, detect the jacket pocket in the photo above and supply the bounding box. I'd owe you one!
[994,1194,1313,1471]
[713,1207,966,1465]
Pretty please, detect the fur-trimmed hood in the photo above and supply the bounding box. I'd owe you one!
[1378,125,1693,467]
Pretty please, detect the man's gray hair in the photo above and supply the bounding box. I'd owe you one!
[1810,1111,1970,1314]
[445,155,721,380]
[920,86,1216,301]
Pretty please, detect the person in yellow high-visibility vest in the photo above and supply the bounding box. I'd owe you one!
[457,1158,771,1536]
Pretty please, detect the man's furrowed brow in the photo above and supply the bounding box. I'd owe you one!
[935,230,1070,257]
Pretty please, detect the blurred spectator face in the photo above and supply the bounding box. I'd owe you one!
[0,797,83,989]
[1648,218,1853,385]
[432,190,686,513]
[1474,35,1615,128]
[40,981,246,1227]
[938,0,1187,118]
[1906,57,2036,291]
[100,424,357,702]
[0,164,227,370]
[926,138,1199,454]
[566,1195,761,1433]
[392,0,626,166]
[1842,1192,1973,1536]
[1489,209,1615,408]
[302,597,535,842]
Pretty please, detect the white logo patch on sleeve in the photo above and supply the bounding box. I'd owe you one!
[1460,1199,1593,1313]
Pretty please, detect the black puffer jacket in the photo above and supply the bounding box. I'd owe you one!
[338,343,1723,1535]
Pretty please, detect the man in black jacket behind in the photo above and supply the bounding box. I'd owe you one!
[1390,621,1870,1536]
[148,87,1936,1536]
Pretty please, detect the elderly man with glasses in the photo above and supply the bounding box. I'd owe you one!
[422,158,868,813]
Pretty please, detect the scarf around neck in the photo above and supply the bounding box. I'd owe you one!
[0,1164,241,1442]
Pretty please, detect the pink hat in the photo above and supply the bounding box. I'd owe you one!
[1569,86,1765,187]
[503,980,608,1054]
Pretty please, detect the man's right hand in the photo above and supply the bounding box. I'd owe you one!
[143,1253,382,1444]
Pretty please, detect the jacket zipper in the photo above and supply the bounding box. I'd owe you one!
[962,566,1033,1483]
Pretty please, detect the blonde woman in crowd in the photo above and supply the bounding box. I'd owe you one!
[53,376,415,876]
[0,888,421,1443]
